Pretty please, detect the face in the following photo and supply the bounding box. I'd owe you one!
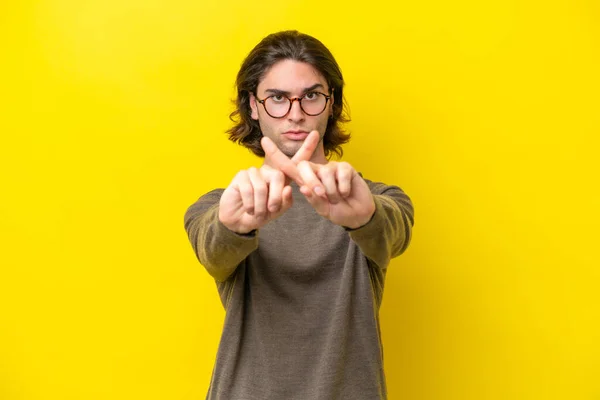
[249,59,334,159]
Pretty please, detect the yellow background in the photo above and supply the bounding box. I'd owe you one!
[1,0,598,399]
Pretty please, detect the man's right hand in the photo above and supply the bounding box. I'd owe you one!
[218,130,321,234]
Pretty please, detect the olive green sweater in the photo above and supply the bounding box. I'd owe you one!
[184,178,414,400]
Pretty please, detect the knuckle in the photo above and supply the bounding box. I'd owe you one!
[253,183,267,196]
[260,165,273,175]
[239,183,253,197]
[322,165,335,176]
[269,188,283,199]
[339,165,352,177]
[274,169,285,180]
[234,170,248,182]
[338,162,351,173]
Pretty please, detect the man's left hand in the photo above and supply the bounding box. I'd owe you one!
[261,134,376,229]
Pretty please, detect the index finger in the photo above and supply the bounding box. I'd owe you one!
[291,130,320,163]
[261,136,304,185]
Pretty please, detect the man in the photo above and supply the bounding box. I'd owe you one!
[184,30,415,400]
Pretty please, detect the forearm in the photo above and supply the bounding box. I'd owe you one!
[184,195,258,282]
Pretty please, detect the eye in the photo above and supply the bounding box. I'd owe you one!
[271,95,286,103]
[304,92,317,100]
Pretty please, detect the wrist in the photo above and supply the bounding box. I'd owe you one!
[220,221,258,236]
[343,210,375,230]
[343,200,376,230]
[222,222,257,236]
[218,214,257,236]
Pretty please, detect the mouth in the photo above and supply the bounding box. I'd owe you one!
[283,130,309,141]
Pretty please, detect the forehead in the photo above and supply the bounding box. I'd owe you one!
[257,59,328,94]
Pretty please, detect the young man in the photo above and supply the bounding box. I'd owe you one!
[184,30,415,400]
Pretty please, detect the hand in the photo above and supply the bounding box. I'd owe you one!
[261,134,376,229]
[218,131,321,234]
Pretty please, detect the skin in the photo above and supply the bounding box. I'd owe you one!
[249,59,331,162]
[219,60,375,234]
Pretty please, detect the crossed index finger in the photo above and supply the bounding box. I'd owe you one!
[261,130,320,185]
[291,130,320,163]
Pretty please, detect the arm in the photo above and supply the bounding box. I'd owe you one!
[346,183,414,269]
[184,158,300,283]
[270,153,415,270]
[184,189,259,282]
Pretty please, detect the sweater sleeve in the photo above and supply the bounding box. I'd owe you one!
[183,189,259,282]
[346,181,414,269]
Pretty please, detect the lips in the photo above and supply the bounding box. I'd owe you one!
[283,130,309,140]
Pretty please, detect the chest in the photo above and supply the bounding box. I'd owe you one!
[251,200,351,281]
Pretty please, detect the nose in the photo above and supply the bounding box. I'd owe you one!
[287,98,305,122]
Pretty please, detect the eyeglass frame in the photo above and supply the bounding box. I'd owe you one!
[254,89,334,119]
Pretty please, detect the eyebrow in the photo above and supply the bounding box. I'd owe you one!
[264,83,325,96]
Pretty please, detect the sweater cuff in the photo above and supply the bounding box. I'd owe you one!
[345,195,385,238]
[215,217,259,243]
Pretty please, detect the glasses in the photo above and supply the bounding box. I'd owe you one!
[255,91,332,118]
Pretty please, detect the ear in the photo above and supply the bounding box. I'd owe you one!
[329,90,335,117]
[249,93,259,120]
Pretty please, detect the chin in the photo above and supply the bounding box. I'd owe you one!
[283,148,299,158]
[281,144,301,158]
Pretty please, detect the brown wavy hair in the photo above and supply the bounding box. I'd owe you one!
[226,30,351,159]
